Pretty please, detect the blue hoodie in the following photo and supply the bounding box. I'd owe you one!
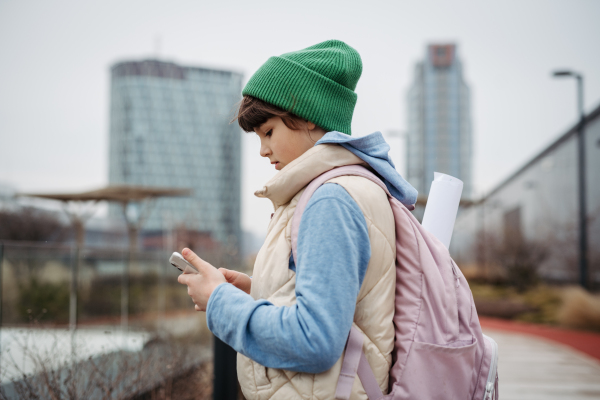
[207,132,416,373]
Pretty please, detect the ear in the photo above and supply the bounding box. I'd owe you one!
[306,121,316,131]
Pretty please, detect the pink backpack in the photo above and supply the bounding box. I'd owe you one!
[291,165,499,400]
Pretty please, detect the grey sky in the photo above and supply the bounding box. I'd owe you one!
[1,0,599,237]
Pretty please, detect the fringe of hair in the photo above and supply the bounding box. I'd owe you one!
[232,96,307,132]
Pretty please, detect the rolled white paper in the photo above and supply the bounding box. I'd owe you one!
[421,172,463,249]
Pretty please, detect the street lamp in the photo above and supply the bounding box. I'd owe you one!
[552,69,588,289]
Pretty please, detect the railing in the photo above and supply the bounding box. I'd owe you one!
[0,241,203,328]
[0,240,226,399]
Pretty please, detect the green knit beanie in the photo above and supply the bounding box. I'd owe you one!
[242,40,362,135]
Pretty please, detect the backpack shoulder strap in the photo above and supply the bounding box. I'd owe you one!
[290,165,391,265]
[291,165,396,399]
[335,326,384,400]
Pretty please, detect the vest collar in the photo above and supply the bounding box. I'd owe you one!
[254,144,365,209]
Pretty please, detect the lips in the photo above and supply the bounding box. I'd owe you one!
[271,161,280,170]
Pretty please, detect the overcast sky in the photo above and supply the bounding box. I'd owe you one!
[1,0,599,237]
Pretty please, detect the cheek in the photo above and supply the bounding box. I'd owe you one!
[271,141,297,163]
[282,144,301,161]
[286,136,312,160]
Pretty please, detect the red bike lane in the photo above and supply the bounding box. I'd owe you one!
[480,316,600,361]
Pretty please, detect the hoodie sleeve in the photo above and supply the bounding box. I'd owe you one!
[206,183,370,373]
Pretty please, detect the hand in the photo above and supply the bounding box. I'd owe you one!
[177,248,226,312]
[219,268,252,294]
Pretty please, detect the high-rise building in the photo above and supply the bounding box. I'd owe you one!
[406,44,472,199]
[108,59,243,245]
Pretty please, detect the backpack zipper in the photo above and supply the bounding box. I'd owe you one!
[451,261,460,288]
[482,334,499,400]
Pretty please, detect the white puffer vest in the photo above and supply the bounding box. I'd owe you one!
[237,144,396,400]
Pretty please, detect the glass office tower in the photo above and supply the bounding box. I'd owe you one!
[108,59,243,245]
[406,44,472,199]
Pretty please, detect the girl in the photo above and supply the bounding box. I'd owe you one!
[178,39,417,399]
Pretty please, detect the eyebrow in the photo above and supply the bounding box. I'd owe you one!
[256,122,271,134]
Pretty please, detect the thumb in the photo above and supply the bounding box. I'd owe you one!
[219,267,239,283]
[182,248,210,274]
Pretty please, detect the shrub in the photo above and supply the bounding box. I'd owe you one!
[472,230,547,291]
[0,207,67,242]
[17,278,70,323]
[558,287,600,332]
[0,330,210,399]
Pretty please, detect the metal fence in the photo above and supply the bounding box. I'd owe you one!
[0,241,208,329]
[0,240,231,399]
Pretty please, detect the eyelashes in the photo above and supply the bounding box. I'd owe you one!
[265,129,273,137]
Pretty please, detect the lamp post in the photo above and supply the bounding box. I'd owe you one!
[552,70,588,289]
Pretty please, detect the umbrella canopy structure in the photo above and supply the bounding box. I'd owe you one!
[19,185,191,332]
[23,185,191,203]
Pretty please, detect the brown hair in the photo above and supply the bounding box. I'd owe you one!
[233,96,309,133]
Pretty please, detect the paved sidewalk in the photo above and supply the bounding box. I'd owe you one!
[483,328,600,399]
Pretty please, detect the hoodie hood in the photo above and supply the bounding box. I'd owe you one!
[316,131,418,206]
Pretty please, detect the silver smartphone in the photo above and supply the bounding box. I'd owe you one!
[169,252,199,274]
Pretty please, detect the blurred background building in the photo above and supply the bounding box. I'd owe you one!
[452,103,600,286]
[406,44,473,199]
[108,59,243,247]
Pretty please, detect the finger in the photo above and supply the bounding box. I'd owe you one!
[182,248,209,273]
[219,267,238,282]
[230,271,249,287]
[177,274,190,285]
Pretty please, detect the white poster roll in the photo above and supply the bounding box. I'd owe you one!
[421,172,464,249]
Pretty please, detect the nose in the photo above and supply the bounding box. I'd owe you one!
[260,142,271,158]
